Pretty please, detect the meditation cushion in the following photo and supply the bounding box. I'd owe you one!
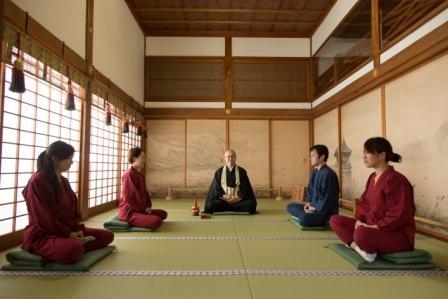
[288,217,331,231]
[329,243,437,270]
[1,245,116,271]
[381,249,432,264]
[103,214,152,232]
[212,211,251,215]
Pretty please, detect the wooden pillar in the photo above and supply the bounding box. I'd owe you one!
[337,106,342,197]
[86,0,94,77]
[79,0,94,219]
[0,0,4,60]
[371,0,380,76]
[224,36,232,114]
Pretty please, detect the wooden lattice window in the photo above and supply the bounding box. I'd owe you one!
[88,95,142,208]
[233,60,309,101]
[314,0,372,96]
[146,59,224,101]
[0,56,82,236]
[379,0,446,50]
[88,100,120,208]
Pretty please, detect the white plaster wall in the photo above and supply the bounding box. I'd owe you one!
[93,0,144,104]
[147,37,225,56]
[314,108,339,173]
[340,89,382,199]
[232,38,310,57]
[11,0,86,58]
[386,54,448,221]
[146,37,310,57]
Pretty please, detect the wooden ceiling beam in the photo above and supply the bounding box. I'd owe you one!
[141,19,317,25]
[133,8,326,14]
[145,30,310,38]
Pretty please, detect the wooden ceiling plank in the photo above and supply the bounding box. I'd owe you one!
[141,19,317,25]
[133,7,326,14]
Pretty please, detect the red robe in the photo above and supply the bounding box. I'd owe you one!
[355,166,416,247]
[22,171,84,251]
[119,166,151,221]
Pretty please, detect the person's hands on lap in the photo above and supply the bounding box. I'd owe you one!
[304,202,316,214]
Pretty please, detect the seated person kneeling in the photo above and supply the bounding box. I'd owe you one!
[330,137,415,263]
[204,149,257,214]
[22,141,114,264]
[287,144,340,227]
[119,147,167,229]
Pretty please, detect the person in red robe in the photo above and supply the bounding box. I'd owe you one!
[22,141,114,264]
[119,147,167,229]
[330,137,415,262]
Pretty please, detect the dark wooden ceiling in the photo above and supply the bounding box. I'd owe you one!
[125,0,336,37]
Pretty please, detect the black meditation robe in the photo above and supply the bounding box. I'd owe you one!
[204,165,257,214]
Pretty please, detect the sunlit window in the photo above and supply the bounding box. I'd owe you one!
[88,95,120,208]
[0,57,82,236]
[88,95,142,208]
[121,124,142,176]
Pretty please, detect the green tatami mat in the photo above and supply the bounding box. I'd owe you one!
[0,275,253,299]
[248,275,448,299]
[92,239,245,270]
[239,239,352,270]
[234,220,336,238]
[2,199,448,299]
[414,238,448,269]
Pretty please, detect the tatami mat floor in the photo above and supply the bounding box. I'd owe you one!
[1,199,447,299]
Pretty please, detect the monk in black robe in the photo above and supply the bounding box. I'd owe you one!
[204,149,257,214]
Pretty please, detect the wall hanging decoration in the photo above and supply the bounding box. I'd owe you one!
[105,100,112,126]
[9,32,25,93]
[64,66,75,111]
[136,121,143,136]
[122,107,129,133]
[122,118,130,133]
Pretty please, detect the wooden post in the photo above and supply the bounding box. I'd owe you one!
[165,186,173,200]
[275,187,283,201]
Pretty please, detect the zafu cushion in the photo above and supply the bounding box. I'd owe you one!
[288,217,331,231]
[1,245,116,271]
[212,211,251,215]
[103,214,152,232]
[329,243,436,270]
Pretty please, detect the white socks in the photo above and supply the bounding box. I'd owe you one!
[350,242,377,263]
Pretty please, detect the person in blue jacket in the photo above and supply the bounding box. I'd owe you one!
[287,144,340,227]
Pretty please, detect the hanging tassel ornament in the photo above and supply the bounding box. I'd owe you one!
[64,79,76,111]
[142,128,147,139]
[137,122,143,136]
[105,103,112,125]
[122,118,129,133]
[10,58,25,93]
[9,33,25,93]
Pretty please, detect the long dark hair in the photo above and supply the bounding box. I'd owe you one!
[364,137,402,163]
[37,141,75,196]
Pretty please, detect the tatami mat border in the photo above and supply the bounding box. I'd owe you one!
[111,235,430,241]
[91,218,288,223]
[1,269,447,277]
[113,236,341,241]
